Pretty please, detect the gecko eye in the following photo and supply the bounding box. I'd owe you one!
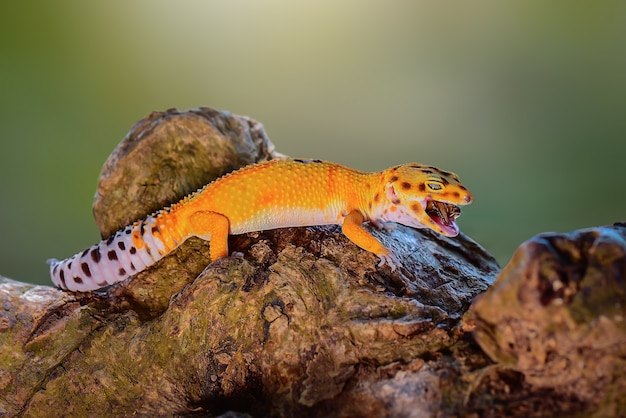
[425,181,445,192]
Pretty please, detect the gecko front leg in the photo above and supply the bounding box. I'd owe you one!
[341,210,398,270]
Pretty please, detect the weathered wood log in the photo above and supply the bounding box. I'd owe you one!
[2,107,622,417]
[468,223,626,417]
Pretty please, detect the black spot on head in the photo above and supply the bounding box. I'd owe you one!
[390,176,399,182]
[441,178,449,186]
[118,241,126,251]
[421,169,433,174]
[293,159,305,163]
[368,202,372,210]
[401,182,411,190]
[410,164,423,169]
[312,159,323,163]
[91,247,101,263]
[459,185,468,191]
[374,193,380,202]
[391,165,400,172]
[74,276,83,284]
[81,263,92,278]
[106,235,115,246]
[107,250,118,261]
[118,268,126,276]
[418,183,426,192]
[452,191,460,198]
[392,198,401,205]
[130,247,137,255]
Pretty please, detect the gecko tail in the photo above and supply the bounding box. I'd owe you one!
[49,216,171,292]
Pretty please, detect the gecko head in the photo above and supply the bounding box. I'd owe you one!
[377,163,473,237]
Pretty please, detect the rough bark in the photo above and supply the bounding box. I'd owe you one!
[468,223,626,417]
[1,107,623,417]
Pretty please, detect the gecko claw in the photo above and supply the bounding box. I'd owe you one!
[370,220,397,232]
[377,253,400,271]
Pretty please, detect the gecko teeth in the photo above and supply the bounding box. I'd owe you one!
[426,201,461,227]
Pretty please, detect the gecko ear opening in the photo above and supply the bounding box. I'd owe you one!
[386,183,398,201]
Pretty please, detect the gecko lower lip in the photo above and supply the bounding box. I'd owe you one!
[425,201,461,227]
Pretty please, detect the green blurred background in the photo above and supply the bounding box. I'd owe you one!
[1,2,625,285]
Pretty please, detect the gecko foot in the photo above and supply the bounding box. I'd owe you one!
[377,253,400,271]
[370,220,397,232]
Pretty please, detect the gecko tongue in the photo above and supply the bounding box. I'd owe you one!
[425,201,461,236]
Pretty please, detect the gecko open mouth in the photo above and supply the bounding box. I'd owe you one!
[425,200,461,228]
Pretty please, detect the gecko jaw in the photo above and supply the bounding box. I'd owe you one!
[425,199,461,236]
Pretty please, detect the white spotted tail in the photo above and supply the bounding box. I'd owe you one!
[48,215,171,292]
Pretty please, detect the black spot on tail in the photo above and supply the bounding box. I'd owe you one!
[91,247,101,263]
[81,263,92,278]
[74,276,83,284]
[118,241,126,251]
[130,247,137,255]
[81,248,90,258]
[118,268,126,276]
[107,250,118,261]
[106,235,116,246]
[59,269,66,288]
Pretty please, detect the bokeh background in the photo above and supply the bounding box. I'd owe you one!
[1,2,625,285]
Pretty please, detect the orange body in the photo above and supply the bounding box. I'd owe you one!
[49,159,473,292]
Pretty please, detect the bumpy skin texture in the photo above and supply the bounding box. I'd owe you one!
[49,159,473,292]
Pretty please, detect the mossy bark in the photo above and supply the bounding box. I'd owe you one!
[1,107,623,417]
